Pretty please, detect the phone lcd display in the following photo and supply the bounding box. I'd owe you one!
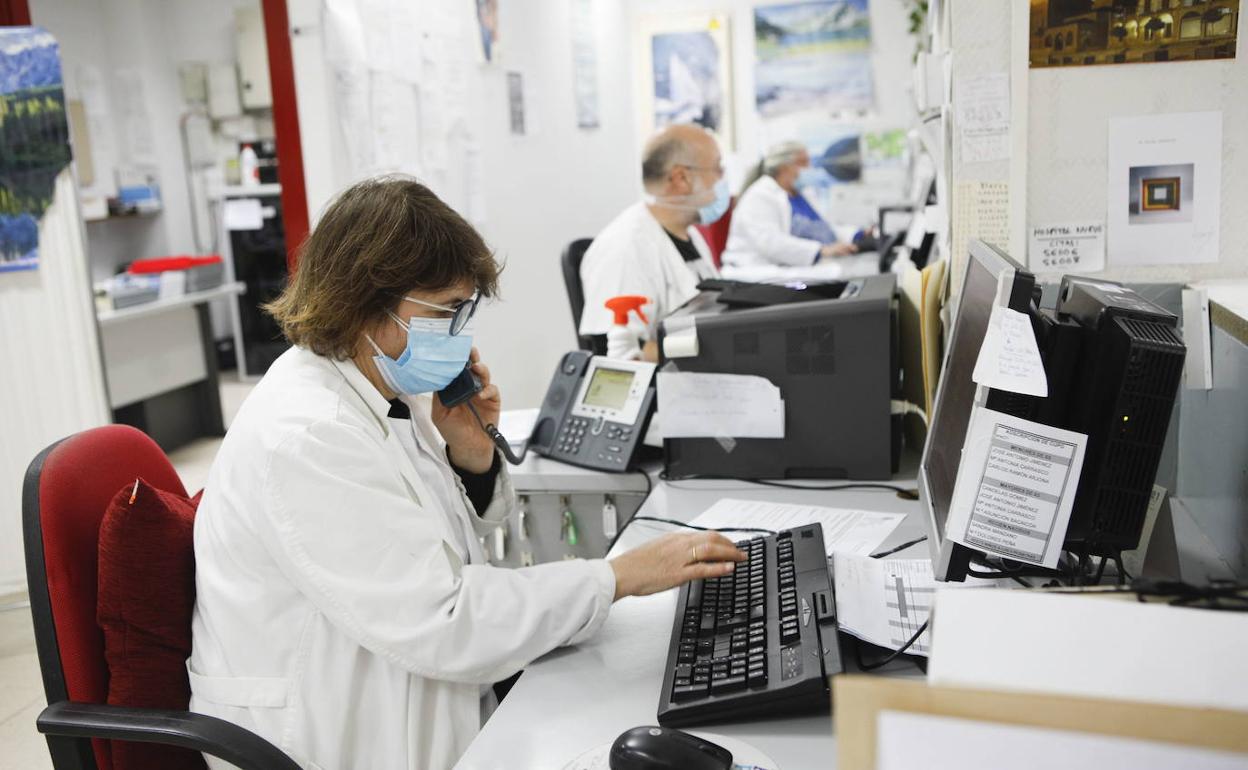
[583,367,634,410]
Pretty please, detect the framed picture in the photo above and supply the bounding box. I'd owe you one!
[1141,176,1181,211]
[754,0,874,118]
[634,13,734,149]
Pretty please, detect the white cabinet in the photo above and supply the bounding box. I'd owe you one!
[235,6,272,110]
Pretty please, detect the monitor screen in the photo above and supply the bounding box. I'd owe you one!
[583,367,634,410]
[920,242,1023,571]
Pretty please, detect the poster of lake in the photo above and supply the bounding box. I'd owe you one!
[754,0,874,118]
[0,28,71,274]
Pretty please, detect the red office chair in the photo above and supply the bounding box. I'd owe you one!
[693,196,735,269]
[22,425,299,770]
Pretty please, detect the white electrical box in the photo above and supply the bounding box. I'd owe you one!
[208,64,243,119]
[236,7,272,110]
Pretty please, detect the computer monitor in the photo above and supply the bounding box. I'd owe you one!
[919,240,1034,581]
[921,240,1186,582]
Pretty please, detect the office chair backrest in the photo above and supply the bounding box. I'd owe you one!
[560,238,594,348]
[692,196,735,269]
[23,425,188,770]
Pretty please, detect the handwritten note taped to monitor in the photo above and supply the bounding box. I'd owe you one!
[972,305,1048,397]
[946,408,1087,568]
[656,372,784,439]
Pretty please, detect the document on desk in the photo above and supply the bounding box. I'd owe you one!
[946,408,1086,568]
[834,555,935,655]
[689,499,904,557]
[876,711,1248,770]
[656,373,784,439]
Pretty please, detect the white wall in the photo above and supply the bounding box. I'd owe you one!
[0,173,110,597]
[290,0,640,408]
[948,0,1248,285]
[291,0,918,408]
[32,0,265,284]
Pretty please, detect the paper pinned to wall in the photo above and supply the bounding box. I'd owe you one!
[657,372,784,439]
[971,305,1047,397]
[954,72,1009,164]
[946,408,1087,569]
[951,181,1010,297]
[570,0,601,129]
[1028,221,1105,274]
[688,498,904,557]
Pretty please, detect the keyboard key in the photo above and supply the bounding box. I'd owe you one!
[710,675,747,694]
[673,683,707,701]
[749,604,766,621]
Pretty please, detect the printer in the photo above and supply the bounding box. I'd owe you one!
[657,274,900,480]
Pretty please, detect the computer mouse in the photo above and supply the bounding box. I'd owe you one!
[608,725,733,770]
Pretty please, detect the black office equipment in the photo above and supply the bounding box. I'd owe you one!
[660,274,899,481]
[921,240,1186,582]
[528,351,657,472]
[608,726,732,770]
[437,367,482,408]
[657,524,842,727]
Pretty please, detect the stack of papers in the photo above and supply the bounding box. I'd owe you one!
[688,498,904,557]
[834,555,936,655]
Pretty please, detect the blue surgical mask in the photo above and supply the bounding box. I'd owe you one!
[796,166,822,189]
[367,314,473,396]
[697,178,731,225]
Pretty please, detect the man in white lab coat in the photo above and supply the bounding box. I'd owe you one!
[188,176,744,770]
[578,124,726,361]
[721,141,859,272]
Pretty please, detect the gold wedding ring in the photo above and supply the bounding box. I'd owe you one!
[692,544,699,563]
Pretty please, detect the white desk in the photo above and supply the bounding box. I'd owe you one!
[456,465,927,769]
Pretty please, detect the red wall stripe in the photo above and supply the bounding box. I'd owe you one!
[261,0,310,273]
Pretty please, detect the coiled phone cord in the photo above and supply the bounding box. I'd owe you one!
[466,401,529,465]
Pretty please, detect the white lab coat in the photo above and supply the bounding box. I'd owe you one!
[188,347,616,770]
[578,201,717,340]
[721,175,822,268]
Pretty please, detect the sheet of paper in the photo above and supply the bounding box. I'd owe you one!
[656,373,784,439]
[689,499,904,557]
[1028,221,1106,274]
[955,72,1010,164]
[971,305,1048,397]
[951,181,1009,297]
[946,408,1087,568]
[719,253,881,285]
[877,711,1248,770]
[570,0,600,129]
[223,198,263,231]
[1107,111,1221,266]
[834,555,935,655]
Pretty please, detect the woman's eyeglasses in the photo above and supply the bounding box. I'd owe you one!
[403,293,479,336]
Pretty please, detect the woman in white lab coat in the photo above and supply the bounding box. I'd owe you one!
[188,176,744,770]
[721,141,859,270]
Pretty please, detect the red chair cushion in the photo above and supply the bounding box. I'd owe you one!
[97,478,206,770]
[36,425,188,770]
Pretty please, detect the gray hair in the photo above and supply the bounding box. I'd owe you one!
[762,141,806,176]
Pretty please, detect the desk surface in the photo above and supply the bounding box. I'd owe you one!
[457,463,928,769]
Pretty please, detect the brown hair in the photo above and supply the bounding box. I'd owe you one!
[265,175,500,360]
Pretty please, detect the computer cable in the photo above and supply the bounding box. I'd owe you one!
[658,472,919,500]
[889,399,929,427]
[854,620,930,672]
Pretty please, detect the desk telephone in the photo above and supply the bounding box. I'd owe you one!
[530,351,657,472]
[440,350,657,473]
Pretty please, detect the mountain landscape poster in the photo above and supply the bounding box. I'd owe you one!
[0,27,71,274]
[755,0,874,117]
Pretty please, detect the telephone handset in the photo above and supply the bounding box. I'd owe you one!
[448,351,656,472]
[528,351,657,472]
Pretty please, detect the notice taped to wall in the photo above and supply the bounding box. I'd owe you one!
[1028,221,1105,274]
[946,408,1087,568]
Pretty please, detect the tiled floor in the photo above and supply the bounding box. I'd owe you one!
[0,376,252,768]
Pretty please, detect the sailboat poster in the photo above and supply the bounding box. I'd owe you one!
[635,14,734,149]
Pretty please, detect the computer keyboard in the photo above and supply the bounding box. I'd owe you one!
[657,524,843,726]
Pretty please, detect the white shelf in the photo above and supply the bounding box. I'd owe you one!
[209,183,282,199]
[96,281,246,327]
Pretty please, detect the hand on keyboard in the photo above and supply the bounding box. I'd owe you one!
[610,532,746,601]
